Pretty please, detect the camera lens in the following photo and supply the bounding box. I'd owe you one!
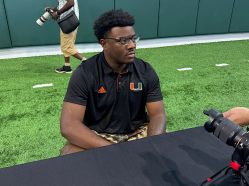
[204,109,247,148]
[36,11,50,26]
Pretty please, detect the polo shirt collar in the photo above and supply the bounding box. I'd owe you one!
[100,52,134,75]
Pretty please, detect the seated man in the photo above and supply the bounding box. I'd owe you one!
[60,9,166,155]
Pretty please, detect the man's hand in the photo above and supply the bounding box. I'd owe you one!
[51,11,59,20]
[223,107,249,127]
[44,7,53,12]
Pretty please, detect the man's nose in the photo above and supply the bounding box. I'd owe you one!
[126,39,136,48]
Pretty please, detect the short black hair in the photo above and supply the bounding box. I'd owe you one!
[93,9,135,42]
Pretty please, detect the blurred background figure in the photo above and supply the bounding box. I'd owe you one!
[50,0,87,74]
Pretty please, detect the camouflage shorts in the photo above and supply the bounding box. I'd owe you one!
[93,125,148,143]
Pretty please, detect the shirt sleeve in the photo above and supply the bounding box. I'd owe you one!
[146,64,163,103]
[64,66,88,106]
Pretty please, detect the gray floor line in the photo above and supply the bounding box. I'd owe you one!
[0,32,249,60]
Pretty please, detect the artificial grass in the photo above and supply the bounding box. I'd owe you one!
[0,40,249,168]
[136,40,249,131]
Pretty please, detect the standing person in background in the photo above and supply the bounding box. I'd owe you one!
[51,0,87,74]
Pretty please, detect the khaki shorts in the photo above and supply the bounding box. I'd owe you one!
[60,28,78,57]
[93,125,148,143]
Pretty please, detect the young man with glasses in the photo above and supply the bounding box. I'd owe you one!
[59,9,166,155]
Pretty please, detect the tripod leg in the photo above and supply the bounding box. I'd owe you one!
[200,166,230,186]
[240,171,249,186]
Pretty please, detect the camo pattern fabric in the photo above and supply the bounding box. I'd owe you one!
[93,125,148,143]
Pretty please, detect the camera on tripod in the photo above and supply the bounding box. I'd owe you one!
[36,8,54,26]
[202,109,249,186]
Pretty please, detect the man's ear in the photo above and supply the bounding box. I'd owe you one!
[99,39,106,49]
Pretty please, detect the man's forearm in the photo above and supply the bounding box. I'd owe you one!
[61,121,113,150]
[147,114,166,136]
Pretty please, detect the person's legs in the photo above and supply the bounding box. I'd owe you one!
[64,56,70,64]
[72,52,87,61]
[55,30,73,73]
[70,29,87,61]
[60,125,148,155]
[71,32,87,62]
[55,29,86,73]
[127,125,148,141]
[93,124,148,143]
[60,142,85,155]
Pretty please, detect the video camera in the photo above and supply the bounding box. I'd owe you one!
[202,109,249,186]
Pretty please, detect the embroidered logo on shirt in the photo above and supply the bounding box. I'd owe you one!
[98,86,107,94]
[130,82,143,91]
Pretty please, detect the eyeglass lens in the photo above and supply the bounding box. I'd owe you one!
[120,36,139,45]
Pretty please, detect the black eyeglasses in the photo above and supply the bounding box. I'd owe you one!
[104,35,140,45]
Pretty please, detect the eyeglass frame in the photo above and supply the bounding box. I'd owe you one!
[103,35,140,45]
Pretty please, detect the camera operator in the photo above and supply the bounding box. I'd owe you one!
[50,0,87,73]
[223,107,249,127]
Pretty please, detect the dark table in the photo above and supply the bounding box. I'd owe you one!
[0,127,236,186]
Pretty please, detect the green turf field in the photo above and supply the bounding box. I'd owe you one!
[1,40,249,168]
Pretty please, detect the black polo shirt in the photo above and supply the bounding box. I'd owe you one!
[64,52,163,134]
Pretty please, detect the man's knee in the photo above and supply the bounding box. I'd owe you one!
[60,142,85,156]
